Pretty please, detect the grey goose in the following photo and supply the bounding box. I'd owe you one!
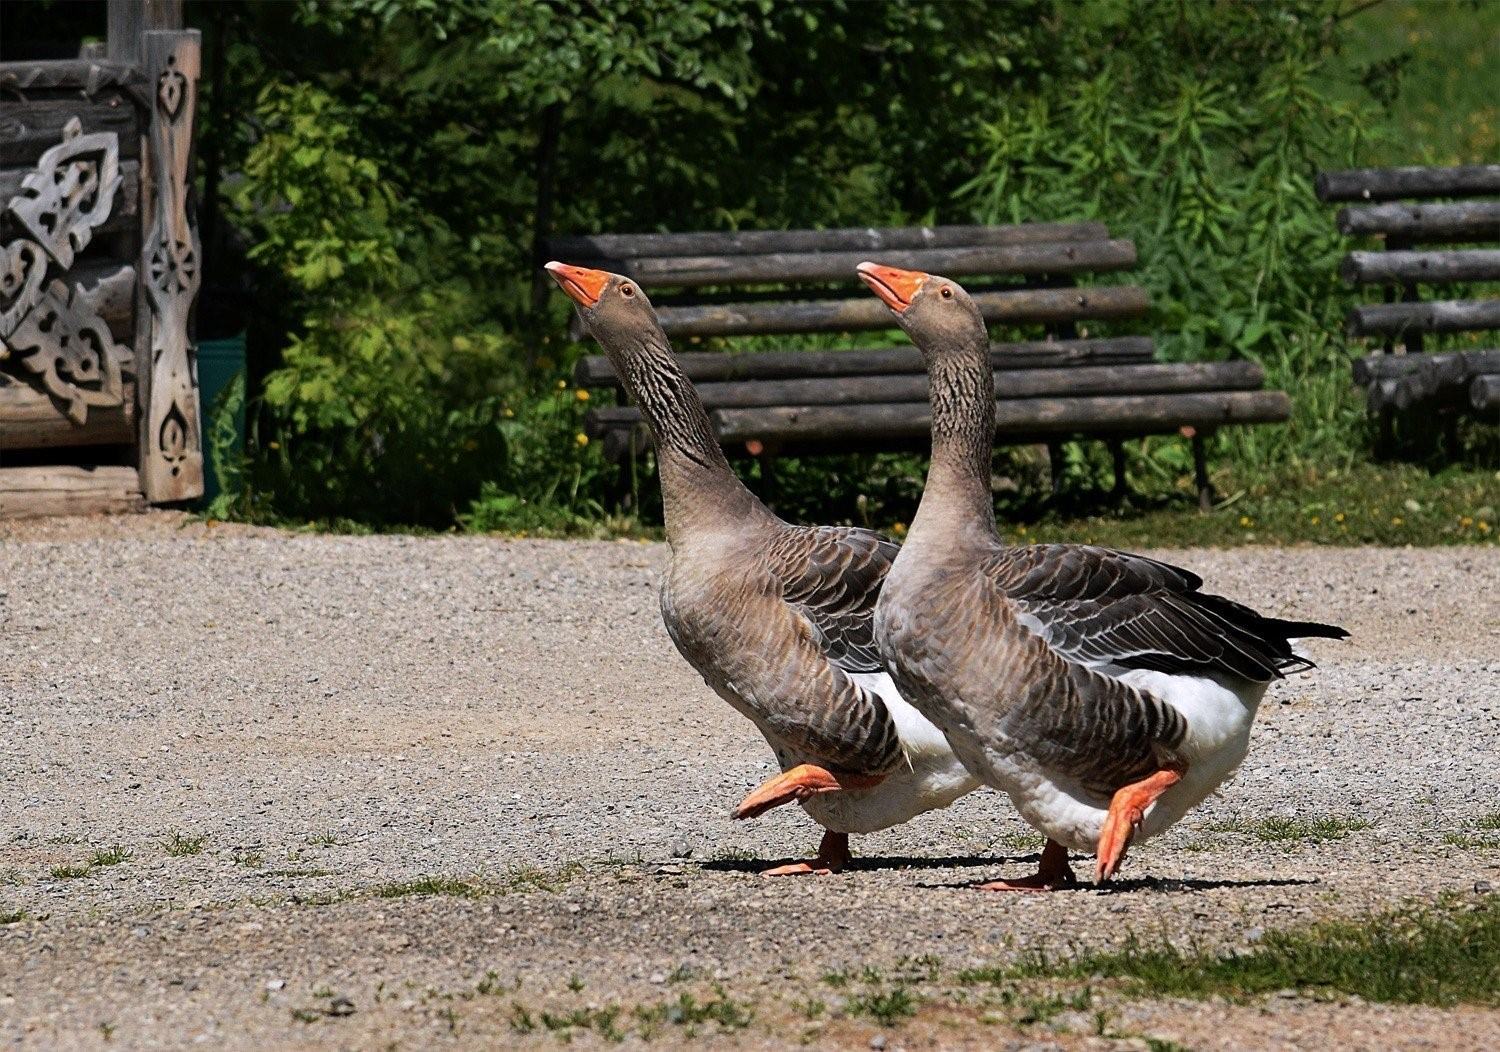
[857,262,1348,888]
[545,262,979,875]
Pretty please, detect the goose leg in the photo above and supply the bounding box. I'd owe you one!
[761,830,851,877]
[1094,765,1185,884]
[975,839,1075,892]
[730,763,885,820]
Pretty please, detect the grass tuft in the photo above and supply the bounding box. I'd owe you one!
[847,986,919,1026]
[1201,815,1371,844]
[164,833,205,857]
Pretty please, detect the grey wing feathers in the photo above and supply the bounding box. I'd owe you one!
[990,545,1348,682]
[773,526,899,674]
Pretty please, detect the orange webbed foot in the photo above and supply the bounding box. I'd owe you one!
[732,764,885,821]
[974,840,1075,892]
[1093,765,1185,884]
[760,831,850,878]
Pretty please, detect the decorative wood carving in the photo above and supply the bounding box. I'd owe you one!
[5,279,131,424]
[7,118,123,269]
[137,30,203,500]
[1,119,133,427]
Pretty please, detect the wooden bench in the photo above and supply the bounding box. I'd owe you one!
[546,224,1292,509]
[1316,164,1500,444]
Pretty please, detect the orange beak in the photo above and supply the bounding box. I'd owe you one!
[857,262,928,314]
[544,261,610,308]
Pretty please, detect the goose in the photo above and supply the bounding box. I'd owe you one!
[856,262,1349,888]
[544,262,980,875]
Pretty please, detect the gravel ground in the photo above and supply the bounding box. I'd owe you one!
[0,513,1496,1050]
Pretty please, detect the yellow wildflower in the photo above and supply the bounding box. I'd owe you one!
[891,523,907,537]
[1310,516,1320,525]
[575,389,590,402]
[1391,516,1403,526]
[1334,512,1345,523]
[1480,521,1492,534]
[575,432,589,447]
[1239,515,1253,527]
[556,379,567,390]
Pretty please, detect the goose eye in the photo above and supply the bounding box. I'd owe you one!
[621,284,635,298]
[940,286,953,299]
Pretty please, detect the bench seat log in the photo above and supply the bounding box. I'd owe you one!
[545,222,1109,260]
[1352,349,1500,386]
[705,392,1290,446]
[586,362,1264,428]
[1317,164,1500,203]
[1337,202,1500,243]
[571,240,1138,288]
[616,285,1149,339]
[1346,299,1500,338]
[1340,249,1500,285]
[574,336,1156,387]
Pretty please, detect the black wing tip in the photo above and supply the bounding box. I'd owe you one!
[1277,619,1351,641]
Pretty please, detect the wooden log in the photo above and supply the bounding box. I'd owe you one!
[588,363,1264,427]
[641,285,1149,339]
[574,336,1156,386]
[1351,348,1500,385]
[546,222,1111,260]
[1346,299,1500,338]
[1471,374,1500,411]
[0,380,137,449]
[0,94,141,168]
[0,60,141,94]
[1340,249,1500,285]
[1337,202,1500,243]
[0,465,145,518]
[573,240,1138,288]
[1316,164,1500,203]
[700,392,1290,445]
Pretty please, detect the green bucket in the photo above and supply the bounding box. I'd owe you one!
[197,334,246,506]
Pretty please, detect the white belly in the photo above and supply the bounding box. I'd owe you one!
[974,671,1265,853]
[799,672,980,834]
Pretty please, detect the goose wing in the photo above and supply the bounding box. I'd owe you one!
[772,525,900,676]
[988,544,1347,683]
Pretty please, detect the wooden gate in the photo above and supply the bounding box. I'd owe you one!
[0,1,202,517]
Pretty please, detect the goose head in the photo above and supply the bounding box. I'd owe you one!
[544,261,663,351]
[856,262,987,361]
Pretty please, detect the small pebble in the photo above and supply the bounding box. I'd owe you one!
[1476,880,1493,894]
[870,1035,888,1050]
[327,996,355,1017]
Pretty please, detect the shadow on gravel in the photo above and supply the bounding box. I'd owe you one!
[914,874,1320,894]
[698,854,1033,874]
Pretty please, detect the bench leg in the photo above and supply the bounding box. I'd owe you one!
[757,450,778,513]
[1191,432,1214,512]
[1109,440,1128,504]
[1047,442,1065,499]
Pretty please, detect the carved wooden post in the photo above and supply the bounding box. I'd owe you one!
[137,29,204,501]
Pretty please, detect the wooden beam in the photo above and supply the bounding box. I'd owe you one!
[0,60,141,93]
[570,240,1138,288]
[545,222,1111,260]
[1341,249,1500,285]
[704,391,1290,445]
[574,336,1156,386]
[107,0,183,64]
[0,381,137,449]
[1337,202,1500,243]
[1316,164,1500,203]
[0,465,144,518]
[636,285,1150,339]
[0,95,140,170]
[136,29,204,503]
[1352,349,1500,385]
[1346,299,1500,338]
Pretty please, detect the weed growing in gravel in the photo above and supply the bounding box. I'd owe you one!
[963,896,1498,1007]
[374,876,491,899]
[504,862,584,893]
[164,833,205,857]
[49,862,91,880]
[847,986,919,1026]
[233,850,264,868]
[305,833,343,847]
[1478,813,1500,831]
[89,846,131,868]
[0,909,29,925]
[634,989,753,1037]
[1200,815,1371,844]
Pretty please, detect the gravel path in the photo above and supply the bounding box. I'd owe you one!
[1,513,1496,1050]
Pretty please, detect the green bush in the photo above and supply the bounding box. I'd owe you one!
[210,0,1491,531]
